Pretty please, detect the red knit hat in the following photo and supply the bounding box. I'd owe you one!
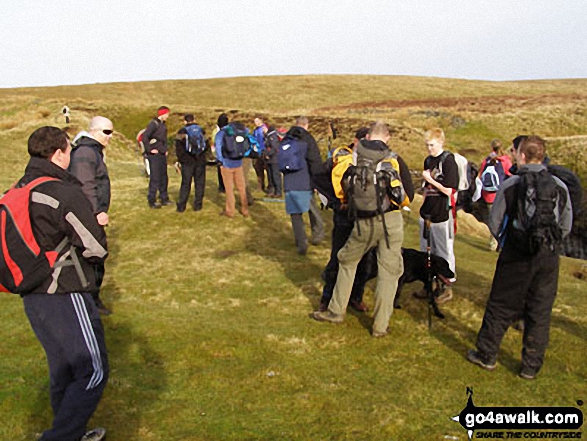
[157,107,170,117]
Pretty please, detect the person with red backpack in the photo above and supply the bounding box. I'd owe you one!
[415,128,459,304]
[479,139,512,250]
[479,139,512,205]
[1,127,109,440]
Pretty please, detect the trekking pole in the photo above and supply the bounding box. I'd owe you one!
[424,215,433,329]
[424,215,445,330]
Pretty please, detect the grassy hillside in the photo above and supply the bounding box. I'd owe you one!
[0,75,586,440]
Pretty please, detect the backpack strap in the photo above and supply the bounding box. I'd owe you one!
[437,151,458,234]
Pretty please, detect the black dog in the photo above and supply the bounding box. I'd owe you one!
[363,247,454,308]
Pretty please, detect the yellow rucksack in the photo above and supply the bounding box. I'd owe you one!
[331,146,409,209]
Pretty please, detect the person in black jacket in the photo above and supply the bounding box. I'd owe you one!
[317,127,373,312]
[69,116,113,316]
[467,136,572,379]
[282,116,325,255]
[18,126,109,441]
[263,125,282,197]
[143,106,172,208]
[312,121,414,338]
[416,128,459,304]
[175,114,207,212]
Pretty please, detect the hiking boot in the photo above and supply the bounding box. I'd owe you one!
[149,202,161,209]
[81,427,106,441]
[466,349,497,371]
[372,327,390,338]
[436,287,453,304]
[176,205,186,213]
[349,299,369,313]
[311,310,344,324]
[519,365,537,380]
[160,200,174,206]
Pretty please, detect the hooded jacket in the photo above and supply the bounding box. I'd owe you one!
[16,157,108,295]
[69,135,111,214]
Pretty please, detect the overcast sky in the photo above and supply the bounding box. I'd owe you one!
[1,0,586,88]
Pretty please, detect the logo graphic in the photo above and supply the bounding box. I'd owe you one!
[282,143,291,151]
[451,388,583,440]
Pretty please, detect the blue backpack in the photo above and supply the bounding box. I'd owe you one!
[244,134,264,159]
[481,158,506,192]
[184,124,206,155]
[278,137,307,172]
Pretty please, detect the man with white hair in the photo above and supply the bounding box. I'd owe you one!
[69,116,113,315]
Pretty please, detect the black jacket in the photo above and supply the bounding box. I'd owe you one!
[143,118,168,154]
[69,136,111,214]
[264,128,280,165]
[17,157,108,295]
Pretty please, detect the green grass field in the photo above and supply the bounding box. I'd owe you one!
[0,75,586,440]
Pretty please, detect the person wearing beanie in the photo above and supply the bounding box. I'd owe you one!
[143,106,172,209]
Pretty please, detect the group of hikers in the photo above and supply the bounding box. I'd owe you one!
[0,105,580,440]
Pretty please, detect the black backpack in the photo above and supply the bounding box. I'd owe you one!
[546,164,582,220]
[222,123,249,160]
[508,169,566,255]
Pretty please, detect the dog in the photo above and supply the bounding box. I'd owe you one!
[363,247,455,309]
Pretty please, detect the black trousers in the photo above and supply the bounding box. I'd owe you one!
[147,154,169,204]
[475,245,560,374]
[177,157,206,210]
[320,209,372,306]
[267,163,282,196]
[216,164,225,192]
[24,292,109,441]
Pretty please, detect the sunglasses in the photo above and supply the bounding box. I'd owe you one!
[102,129,114,135]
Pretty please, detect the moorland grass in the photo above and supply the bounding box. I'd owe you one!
[0,76,586,440]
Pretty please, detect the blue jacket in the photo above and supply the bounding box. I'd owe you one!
[253,125,266,151]
[215,127,243,168]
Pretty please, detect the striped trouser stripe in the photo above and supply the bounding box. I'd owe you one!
[70,293,104,390]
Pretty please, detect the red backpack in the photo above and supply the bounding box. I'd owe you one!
[0,177,63,293]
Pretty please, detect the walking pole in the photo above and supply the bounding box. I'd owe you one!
[424,215,445,330]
